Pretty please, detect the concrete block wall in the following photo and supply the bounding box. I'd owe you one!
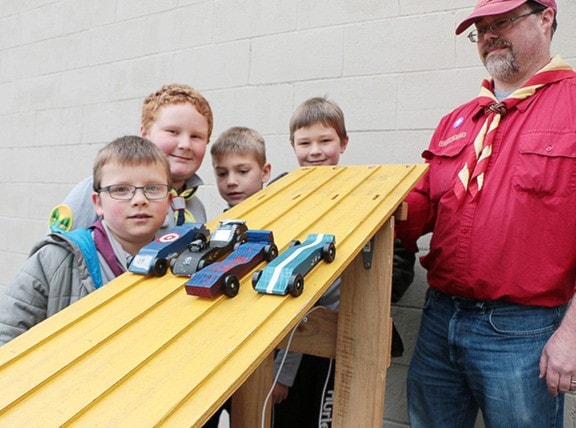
[0,1,574,426]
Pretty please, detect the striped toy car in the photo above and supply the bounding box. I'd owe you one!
[252,234,336,297]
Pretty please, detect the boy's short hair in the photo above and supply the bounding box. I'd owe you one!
[93,136,172,191]
[141,83,214,142]
[211,127,267,167]
[289,96,347,144]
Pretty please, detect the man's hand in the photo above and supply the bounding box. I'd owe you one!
[539,312,576,396]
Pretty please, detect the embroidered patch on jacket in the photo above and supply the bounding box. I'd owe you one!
[49,204,73,233]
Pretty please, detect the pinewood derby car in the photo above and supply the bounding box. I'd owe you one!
[129,223,210,276]
[184,230,278,298]
[171,219,248,277]
[252,234,336,297]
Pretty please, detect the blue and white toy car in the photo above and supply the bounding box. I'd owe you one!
[129,223,209,276]
[252,234,336,297]
[184,230,278,298]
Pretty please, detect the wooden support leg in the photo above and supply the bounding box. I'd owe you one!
[332,218,394,427]
[231,352,273,428]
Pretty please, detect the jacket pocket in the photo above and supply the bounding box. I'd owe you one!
[513,132,576,198]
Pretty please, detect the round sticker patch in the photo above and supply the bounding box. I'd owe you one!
[49,204,74,233]
[158,232,180,243]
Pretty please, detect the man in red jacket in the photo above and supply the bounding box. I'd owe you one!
[396,0,576,426]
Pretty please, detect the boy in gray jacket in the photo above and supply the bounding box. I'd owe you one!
[57,83,212,232]
[0,136,172,345]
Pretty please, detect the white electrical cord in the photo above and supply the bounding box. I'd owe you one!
[261,305,326,428]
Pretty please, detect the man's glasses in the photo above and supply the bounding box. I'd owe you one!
[98,184,170,200]
[467,10,541,43]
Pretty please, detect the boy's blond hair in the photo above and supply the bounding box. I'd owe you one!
[289,96,347,144]
[141,83,214,142]
[93,136,172,191]
[211,127,267,167]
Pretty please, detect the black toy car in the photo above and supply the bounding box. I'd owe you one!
[171,219,248,277]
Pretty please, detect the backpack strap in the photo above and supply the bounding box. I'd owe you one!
[88,220,124,277]
[63,228,103,289]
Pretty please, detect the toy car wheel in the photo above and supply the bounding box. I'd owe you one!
[224,275,240,298]
[289,240,301,247]
[288,274,304,297]
[264,244,278,262]
[197,259,210,271]
[252,270,262,289]
[169,258,181,276]
[322,242,336,263]
[152,258,168,276]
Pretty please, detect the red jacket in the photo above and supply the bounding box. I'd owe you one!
[397,71,576,306]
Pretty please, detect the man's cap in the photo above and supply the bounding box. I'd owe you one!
[455,0,557,35]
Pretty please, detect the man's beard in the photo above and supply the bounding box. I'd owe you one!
[483,42,519,82]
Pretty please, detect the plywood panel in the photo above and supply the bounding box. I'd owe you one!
[0,164,427,427]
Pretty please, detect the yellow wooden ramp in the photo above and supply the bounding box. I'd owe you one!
[0,164,427,427]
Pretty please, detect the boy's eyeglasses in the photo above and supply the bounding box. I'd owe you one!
[98,184,170,200]
[467,10,541,43]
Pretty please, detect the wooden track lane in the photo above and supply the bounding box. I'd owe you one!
[0,164,427,427]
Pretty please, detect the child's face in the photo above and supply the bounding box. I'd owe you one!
[141,103,209,191]
[291,123,348,167]
[213,153,271,207]
[92,161,171,255]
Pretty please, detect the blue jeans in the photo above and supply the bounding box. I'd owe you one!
[408,288,566,428]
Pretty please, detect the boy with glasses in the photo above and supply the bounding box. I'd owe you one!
[0,136,172,345]
[396,0,576,426]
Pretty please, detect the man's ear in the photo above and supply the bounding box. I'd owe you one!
[540,7,555,36]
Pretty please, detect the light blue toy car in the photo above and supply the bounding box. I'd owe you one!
[252,234,336,297]
[129,223,209,276]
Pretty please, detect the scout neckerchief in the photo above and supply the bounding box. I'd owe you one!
[454,55,574,203]
[90,219,125,277]
[171,187,197,225]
